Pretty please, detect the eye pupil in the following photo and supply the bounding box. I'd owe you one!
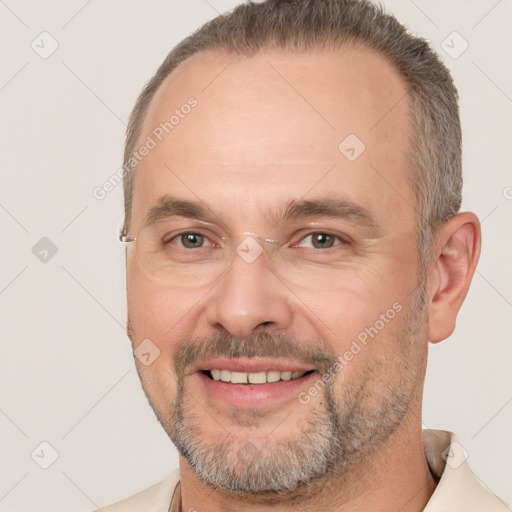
[181,233,204,248]
[312,233,334,249]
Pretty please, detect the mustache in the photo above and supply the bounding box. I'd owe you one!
[173,331,337,376]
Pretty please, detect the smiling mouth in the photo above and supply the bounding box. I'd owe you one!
[203,369,315,384]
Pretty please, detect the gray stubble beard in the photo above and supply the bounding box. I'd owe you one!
[139,287,428,499]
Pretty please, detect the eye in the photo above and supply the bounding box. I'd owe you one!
[297,232,345,249]
[174,232,212,249]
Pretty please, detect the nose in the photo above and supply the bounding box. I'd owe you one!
[205,246,294,339]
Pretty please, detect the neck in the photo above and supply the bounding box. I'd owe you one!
[177,410,437,512]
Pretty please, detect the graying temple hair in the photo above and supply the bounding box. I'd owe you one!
[122,0,462,266]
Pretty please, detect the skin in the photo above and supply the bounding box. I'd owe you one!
[126,46,481,511]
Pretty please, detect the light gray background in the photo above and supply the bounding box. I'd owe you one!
[0,1,510,510]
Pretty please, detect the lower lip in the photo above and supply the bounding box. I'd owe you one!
[196,371,317,408]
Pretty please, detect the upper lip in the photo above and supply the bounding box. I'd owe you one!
[193,357,315,374]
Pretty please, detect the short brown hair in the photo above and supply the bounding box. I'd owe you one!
[122,0,462,265]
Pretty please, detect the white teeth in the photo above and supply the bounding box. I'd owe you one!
[248,371,267,384]
[208,369,308,384]
[230,371,248,384]
[266,371,281,383]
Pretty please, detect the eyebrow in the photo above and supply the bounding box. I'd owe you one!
[145,195,212,226]
[282,198,379,233]
[144,195,380,234]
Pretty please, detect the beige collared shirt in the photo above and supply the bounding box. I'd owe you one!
[96,430,509,511]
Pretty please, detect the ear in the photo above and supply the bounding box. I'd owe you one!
[427,212,481,344]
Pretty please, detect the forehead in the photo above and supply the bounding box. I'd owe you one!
[132,46,414,232]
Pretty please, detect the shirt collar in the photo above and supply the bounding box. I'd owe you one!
[423,429,508,511]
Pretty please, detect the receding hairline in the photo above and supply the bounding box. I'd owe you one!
[128,40,413,211]
[135,40,406,153]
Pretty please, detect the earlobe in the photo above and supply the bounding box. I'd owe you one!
[427,212,481,344]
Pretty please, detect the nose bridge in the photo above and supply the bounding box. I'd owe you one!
[206,235,293,338]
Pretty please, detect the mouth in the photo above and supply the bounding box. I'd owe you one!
[204,369,313,384]
[193,357,318,408]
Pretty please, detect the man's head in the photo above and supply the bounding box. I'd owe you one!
[122,0,480,500]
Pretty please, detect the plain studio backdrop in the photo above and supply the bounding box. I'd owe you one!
[0,1,511,510]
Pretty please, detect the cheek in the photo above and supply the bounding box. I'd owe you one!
[127,272,192,403]
[294,259,414,355]
[127,266,201,357]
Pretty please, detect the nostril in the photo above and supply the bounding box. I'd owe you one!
[255,321,273,330]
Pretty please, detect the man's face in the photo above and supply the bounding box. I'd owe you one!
[126,47,428,493]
